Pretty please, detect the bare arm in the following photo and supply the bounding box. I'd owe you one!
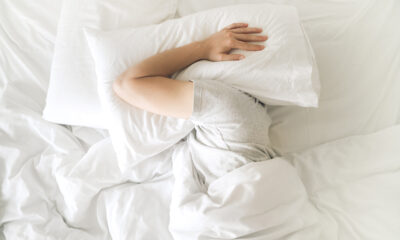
[113,22,267,119]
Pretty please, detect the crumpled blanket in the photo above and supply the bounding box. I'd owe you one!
[168,141,320,239]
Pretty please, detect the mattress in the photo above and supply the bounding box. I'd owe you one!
[1,0,399,239]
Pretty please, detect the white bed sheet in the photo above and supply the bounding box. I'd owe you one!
[2,114,399,239]
[1,0,400,239]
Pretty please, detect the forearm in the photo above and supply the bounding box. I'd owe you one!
[113,41,205,119]
[124,41,206,79]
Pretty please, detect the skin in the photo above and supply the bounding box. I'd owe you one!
[113,22,268,119]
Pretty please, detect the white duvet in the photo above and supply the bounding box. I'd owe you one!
[1,0,400,239]
[169,141,319,239]
[2,113,400,239]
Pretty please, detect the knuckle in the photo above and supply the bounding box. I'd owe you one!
[226,38,235,47]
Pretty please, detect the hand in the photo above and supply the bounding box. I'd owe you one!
[200,22,268,62]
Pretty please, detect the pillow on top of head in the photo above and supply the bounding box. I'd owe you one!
[84,3,319,175]
[86,3,319,107]
[173,6,319,107]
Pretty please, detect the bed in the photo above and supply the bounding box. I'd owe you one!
[1,0,400,239]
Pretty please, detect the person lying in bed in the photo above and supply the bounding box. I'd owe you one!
[113,22,275,188]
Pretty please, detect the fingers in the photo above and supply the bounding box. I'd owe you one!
[223,22,248,30]
[233,39,265,51]
[221,23,266,53]
[219,54,245,61]
[234,33,268,42]
[231,27,263,34]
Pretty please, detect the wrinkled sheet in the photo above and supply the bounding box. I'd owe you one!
[168,124,400,239]
[2,113,400,239]
[285,125,400,239]
[1,0,400,239]
[169,141,320,239]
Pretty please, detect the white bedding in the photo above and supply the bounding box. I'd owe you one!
[1,0,400,239]
[2,113,400,239]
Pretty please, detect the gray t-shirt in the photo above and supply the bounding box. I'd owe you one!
[185,79,275,188]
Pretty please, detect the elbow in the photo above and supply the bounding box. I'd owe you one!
[112,76,124,98]
[113,72,135,99]
[113,67,143,97]
[112,72,142,106]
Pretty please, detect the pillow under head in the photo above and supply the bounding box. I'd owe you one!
[43,0,177,129]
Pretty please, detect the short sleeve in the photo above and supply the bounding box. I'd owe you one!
[189,80,204,122]
[188,79,271,130]
[187,79,275,158]
[188,79,240,126]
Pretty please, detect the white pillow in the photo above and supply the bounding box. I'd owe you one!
[176,0,286,22]
[86,3,319,107]
[84,3,319,175]
[42,0,177,128]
